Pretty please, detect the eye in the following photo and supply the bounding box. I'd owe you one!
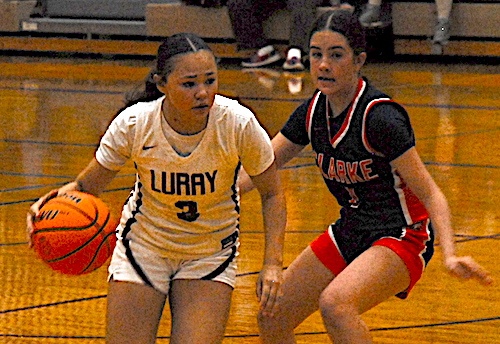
[310,51,322,59]
[205,78,216,85]
[182,81,196,88]
[328,50,345,60]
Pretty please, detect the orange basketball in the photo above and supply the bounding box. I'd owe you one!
[31,191,118,275]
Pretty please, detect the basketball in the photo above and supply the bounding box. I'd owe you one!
[31,191,118,275]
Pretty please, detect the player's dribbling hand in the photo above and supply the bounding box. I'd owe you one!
[26,182,79,247]
[444,255,493,286]
[256,264,283,317]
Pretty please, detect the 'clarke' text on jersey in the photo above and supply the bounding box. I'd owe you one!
[316,153,378,184]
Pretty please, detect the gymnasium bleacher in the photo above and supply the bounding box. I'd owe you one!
[0,0,498,60]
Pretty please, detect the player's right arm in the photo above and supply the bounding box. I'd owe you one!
[27,158,118,246]
[74,158,118,196]
[272,133,305,169]
[28,105,134,244]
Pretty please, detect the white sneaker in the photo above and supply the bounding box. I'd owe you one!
[283,48,305,71]
[359,4,390,28]
[241,45,282,68]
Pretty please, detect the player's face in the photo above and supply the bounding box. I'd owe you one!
[160,50,218,120]
[309,30,365,99]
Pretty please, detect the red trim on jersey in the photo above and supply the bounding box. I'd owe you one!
[359,97,429,225]
[391,171,429,225]
[330,78,366,148]
[310,227,347,276]
[306,91,321,142]
[361,98,393,155]
[401,182,429,224]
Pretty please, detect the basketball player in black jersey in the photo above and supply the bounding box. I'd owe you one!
[239,9,493,344]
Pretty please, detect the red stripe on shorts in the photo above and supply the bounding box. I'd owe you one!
[310,227,347,276]
[373,220,431,298]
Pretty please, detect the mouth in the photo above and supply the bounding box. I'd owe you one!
[193,104,209,110]
[318,76,335,82]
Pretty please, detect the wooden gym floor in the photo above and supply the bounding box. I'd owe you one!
[0,53,498,343]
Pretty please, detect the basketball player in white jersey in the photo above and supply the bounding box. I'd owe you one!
[27,32,286,344]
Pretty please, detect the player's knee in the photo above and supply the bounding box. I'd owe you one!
[318,291,355,326]
[257,310,278,330]
[257,310,293,338]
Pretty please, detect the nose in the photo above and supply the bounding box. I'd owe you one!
[318,57,330,71]
[195,85,208,99]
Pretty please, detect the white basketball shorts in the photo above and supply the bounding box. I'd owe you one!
[108,239,239,295]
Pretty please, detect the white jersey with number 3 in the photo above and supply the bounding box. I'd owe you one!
[96,95,274,259]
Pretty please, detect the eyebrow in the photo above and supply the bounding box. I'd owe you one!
[310,45,346,51]
[182,71,216,79]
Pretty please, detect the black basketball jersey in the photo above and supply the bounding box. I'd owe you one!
[282,78,429,232]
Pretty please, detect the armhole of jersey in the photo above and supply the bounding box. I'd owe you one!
[361,98,393,156]
[306,92,322,142]
[130,111,141,158]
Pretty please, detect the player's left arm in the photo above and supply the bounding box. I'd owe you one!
[391,148,493,285]
[250,160,287,317]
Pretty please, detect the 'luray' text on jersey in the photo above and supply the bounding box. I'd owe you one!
[150,170,218,195]
[316,153,378,184]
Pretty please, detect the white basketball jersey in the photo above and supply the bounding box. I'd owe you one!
[96,95,274,259]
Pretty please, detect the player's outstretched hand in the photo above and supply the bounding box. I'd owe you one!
[256,264,283,317]
[445,255,493,286]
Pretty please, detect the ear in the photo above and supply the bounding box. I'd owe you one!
[153,73,165,85]
[355,52,367,67]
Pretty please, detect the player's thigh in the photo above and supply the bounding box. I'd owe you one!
[322,245,411,314]
[106,280,167,344]
[259,246,335,330]
[169,279,233,344]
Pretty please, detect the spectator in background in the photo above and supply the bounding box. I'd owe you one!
[227,0,353,71]
[358,0,389,28]
[432,0,453,45]
[359,0,453,45]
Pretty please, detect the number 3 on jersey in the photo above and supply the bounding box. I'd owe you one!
[175,200,200,222]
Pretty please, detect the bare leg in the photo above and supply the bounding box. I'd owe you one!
[435,0,453,20]
[169,279,233,344]
[258,246,335,344]
[432,0,453,51]
[106,280,166,344]
[319,246,411,344]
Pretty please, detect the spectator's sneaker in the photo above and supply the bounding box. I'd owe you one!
[432,19,450,45]
[241,45,282,68]
[283,56,305,71]
[359,4,389,28]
